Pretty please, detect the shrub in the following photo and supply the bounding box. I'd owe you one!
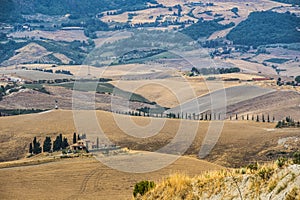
[276,157,287,168]
[292,152,300,164]
[133,180,155,197]
[247,162,258,172]
[258,167,274,180]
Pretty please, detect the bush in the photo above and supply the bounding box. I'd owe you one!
[258,167,274,180]
[276,157,287,168]
[133,180,155,197]
[62,149,68,154]
[246,162,258,172]
[293,152,300,164]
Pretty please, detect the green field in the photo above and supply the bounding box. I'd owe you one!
[264,58,290,64]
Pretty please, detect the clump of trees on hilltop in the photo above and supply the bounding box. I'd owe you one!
[28,132,88,155]
[191,67,240,76]
[276,116,300,128]
[29,133,73,154]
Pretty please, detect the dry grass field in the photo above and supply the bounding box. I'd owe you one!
[8,30,88,42]
[0,110,299,167]
[111,77,239,108]
[0,69,73,81]
[0,156,222,200]
[3,43,51,66]
[224,59,277,75]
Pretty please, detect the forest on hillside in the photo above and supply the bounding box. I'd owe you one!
[227,11,300,46]
[181,19,235,40]
[0,0,157,22]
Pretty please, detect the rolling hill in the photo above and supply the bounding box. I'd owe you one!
[227,11,300,46]
[0,110,299,167]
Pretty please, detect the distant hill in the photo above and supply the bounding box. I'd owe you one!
[14,0,157,15]
[271,0,300,5]
[227,11,300,46]
[0,0,157,22]
[181,19,235,40]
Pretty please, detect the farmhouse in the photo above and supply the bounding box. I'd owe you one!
[69,140,87,151]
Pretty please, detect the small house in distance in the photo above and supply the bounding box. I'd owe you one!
[70,140,87,151]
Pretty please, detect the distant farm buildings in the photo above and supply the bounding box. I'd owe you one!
[70,140,87,151]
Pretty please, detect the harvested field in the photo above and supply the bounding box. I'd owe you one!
[167,85,274,114]
[0,69,73,81]
[0,110,299,167]
[225,90,300,120]
[8,30,88,42]
[0,156,222,200]
[2,43,51,66]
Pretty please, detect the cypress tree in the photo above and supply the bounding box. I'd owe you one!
[29,143,33,154]
[43,136,52,152]
[61,137,69,149]
[73,132,77,144]
[33,136,37,148]
[96,137,99,149]
[256,115,259,122]
[33,137,42,154]
[53,136,61,151]
[262,114,265,122]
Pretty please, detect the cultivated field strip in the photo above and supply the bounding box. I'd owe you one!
[167,85,274,114]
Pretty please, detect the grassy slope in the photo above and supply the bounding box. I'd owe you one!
[0,110,299,167]
[0,156,222,200]
[135,163,300,200]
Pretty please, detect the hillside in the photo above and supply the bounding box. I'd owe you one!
[2,0,157,21]
[227,11,300,46]
[0,110,299,167]
[0,156,222,200]
[135,163,300,199]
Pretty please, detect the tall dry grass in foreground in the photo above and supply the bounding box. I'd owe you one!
[134,161,300,200]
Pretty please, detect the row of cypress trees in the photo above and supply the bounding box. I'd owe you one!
[29,133,74,154]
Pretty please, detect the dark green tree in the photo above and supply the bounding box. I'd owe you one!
[96,137,99,149]
[256,115,259,122]
[61,137,69,149]
[53,135,62,151]
[33,137,42,154]
[43,136,52,152]
[73,132,77,144]
[295,75,300,83]
[29,142,33,154]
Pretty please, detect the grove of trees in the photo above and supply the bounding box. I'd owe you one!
[227,11,300,46]
[29,134,70,155]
